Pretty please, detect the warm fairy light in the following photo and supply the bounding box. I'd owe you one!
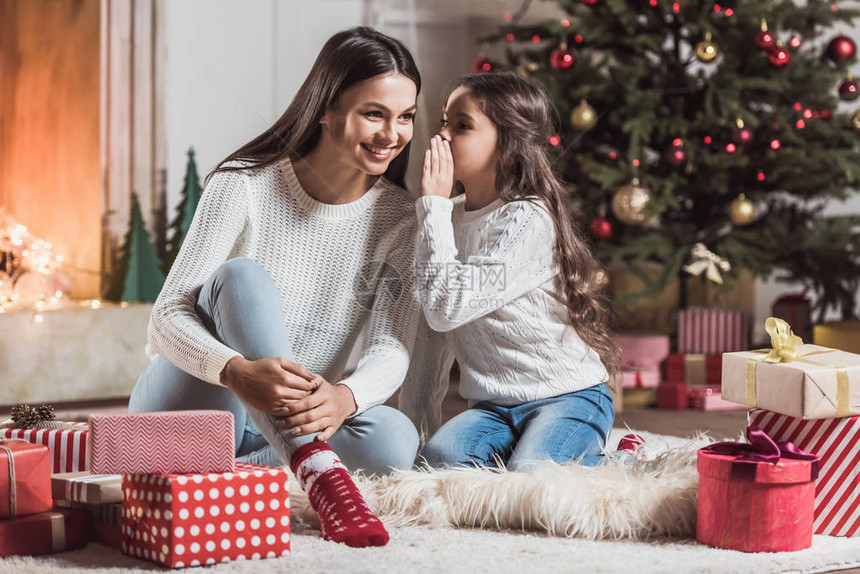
[672,138,683,147]
[790,36,802,48]
[609,151,618,160]
[724,8,733,16]
[532,35,541,43]
[796,119,806,129]
[714,4,721,11]
[771,139,781,150]
[726,143,737,153]
[35,300,45,311]
[505,12,514,21]
[561,19,570,27]
[49,296,58,305]
[90,299,102,309]
[650,0,657,6]
[793,102,802,111]
[803,109,813,119]
[549,135,561,146]
[757,171,766,181]
[704,136,712,144]
[673,2,680,13]
[831,3,839,11]
[121,301,130,308]
[33,313,44,324]
[574,34,583,43]
[632,159,640,167]
[506,33,515,41]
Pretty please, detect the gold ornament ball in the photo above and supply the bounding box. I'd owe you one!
[570,100,597,131]
[729,193,756,226]
[695,33,719,63]
[611,179,652,225]
[851,109,860,132]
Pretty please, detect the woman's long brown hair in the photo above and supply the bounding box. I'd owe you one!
[453,72,620,375]
[210,27,421,188]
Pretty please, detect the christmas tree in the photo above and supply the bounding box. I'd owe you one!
[163,147,203,274]
[481,0,860,320]
[104,193,165,302]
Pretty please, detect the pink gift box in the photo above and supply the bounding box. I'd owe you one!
[621,369,660,389]
[749,409,860,537]
[615,333,670,371]
[688,387,747,411]
[697,430,818,552]
[89,411,235,475]
[2,422,89,474]
[678,308,749,354]
[122,463,290,568]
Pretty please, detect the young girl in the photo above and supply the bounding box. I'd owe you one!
[415,72,640,471]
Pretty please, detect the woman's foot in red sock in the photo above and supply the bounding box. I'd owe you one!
[290,441,389,548]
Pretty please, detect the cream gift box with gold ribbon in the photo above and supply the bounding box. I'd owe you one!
[722,318,860,419]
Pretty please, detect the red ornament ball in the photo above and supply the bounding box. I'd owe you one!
[755,30,776,51]
[589,216,613,240]
[473,57,494,73]
[768,45,791,68]
[550,46,577,71]
[664,146,687,167]
[839,78,860,102]
[826,35,857,64]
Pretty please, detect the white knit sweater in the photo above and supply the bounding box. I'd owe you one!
[147,158,419,414]
[412,194,608,408]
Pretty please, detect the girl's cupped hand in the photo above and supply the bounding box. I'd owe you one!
[420,135,454,199]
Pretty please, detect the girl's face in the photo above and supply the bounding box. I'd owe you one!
[320,73,417,176]
[439,86,499,183]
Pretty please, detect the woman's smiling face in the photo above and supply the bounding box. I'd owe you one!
[319,73,418,176]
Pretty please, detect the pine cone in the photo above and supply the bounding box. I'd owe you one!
[10,403,56,428]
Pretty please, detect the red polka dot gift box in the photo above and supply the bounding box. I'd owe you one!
[121,463,290,568]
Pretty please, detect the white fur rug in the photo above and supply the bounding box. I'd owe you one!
[3,430,860,574]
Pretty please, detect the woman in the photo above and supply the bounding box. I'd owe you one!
[129,27,421,548]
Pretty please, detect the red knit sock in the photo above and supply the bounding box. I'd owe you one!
[289,441,389,548]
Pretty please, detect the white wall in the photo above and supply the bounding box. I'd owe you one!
[157,0,860,338]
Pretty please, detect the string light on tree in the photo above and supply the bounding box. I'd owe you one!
[570,100,597,131]
[729,194,756,226]
[473,56,494,73]
[664,138,687,167]
[695,32,719,63]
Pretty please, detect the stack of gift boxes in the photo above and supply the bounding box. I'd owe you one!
[616,307,749,411]
[1,410,291,567]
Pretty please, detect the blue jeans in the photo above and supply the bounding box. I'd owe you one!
[129,257,419,476]
[421,384,615,471]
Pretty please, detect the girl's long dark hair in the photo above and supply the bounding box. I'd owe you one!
[453,72,620,375]
[210,27,421,188]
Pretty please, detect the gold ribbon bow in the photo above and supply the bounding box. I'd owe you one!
[762,317,804,363]
[683,243,731,285]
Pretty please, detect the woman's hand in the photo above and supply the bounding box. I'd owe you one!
[220,356,317,415]
[420,135,454,199]
[277,378,357,442]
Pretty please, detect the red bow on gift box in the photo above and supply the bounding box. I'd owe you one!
[701,427,820,480]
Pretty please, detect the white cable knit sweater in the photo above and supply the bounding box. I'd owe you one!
[411,194,609,409]
[146,158,419,414]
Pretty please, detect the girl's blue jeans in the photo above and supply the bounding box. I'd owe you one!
[421,384,615,471]
[129,257,419,476]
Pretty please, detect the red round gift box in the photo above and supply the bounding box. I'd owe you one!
[697,448,816,553]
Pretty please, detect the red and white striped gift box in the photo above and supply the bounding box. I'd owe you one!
[1,422,89,474]
[749,409,860,537]
[677,308,749,354]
